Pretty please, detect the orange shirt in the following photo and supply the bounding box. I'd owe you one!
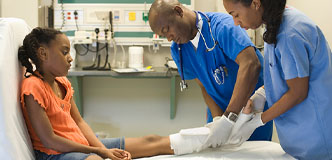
[20,76,89,155]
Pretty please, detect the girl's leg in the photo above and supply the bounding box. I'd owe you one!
[85,155,103,160]
[34,149,102,160]
[125,135,174,158]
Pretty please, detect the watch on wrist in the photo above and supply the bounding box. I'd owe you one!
[224,111,238,123]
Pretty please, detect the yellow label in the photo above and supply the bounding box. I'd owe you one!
[128,12,136,21]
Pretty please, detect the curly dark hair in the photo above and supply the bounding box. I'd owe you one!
[225,0,286,44]
[18,27,62,78]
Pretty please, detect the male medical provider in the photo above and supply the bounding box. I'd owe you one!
[149,0,272,147]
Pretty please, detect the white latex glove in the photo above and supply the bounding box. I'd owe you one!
[201,115,234,149]
[228,112,264,145]
[250,87,266,112]
[226,111,253,146]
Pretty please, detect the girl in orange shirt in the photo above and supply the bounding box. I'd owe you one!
[19,27,172,160]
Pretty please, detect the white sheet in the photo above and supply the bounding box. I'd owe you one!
[136,141,295,160]
[0,18,34,160]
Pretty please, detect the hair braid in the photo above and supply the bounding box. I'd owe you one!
[261,0,286,44]
[18,27,62,78]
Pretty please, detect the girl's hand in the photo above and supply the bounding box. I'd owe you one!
[98,148,132,160]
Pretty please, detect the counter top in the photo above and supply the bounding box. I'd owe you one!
[68,67,178,78]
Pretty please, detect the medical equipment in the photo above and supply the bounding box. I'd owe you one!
[74,10,79,30]
[53,1,194,49]
[195,11,218,52]
[115,45,127,68]
[69,37,77,69]
[164,57,177,77]
[53,1,194,70]
[109,11,114,39]
[74,9,114,70]
[179,11,227,91]
[152,34,164,53]
[99,29,111,70]
[83,28,101,70]
[128,46,144,68]
[212,66,228,85]
[178,45,188,92]
[165,58,177,70]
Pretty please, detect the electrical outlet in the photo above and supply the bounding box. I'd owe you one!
[113,10,120,22]
[54,9,83,26]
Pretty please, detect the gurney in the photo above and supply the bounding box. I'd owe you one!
[137,141,294,160]
[0,18,34,159]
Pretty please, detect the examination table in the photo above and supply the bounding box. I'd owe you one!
[0,17,294,160]
[137,141,294,160]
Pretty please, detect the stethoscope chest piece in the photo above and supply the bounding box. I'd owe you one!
[180,80,188,92]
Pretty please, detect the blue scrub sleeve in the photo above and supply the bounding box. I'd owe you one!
[170,43,196,80]
[278,33,310,80]
[214,23,253,61]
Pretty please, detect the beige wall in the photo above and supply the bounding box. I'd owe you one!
[195,0,218,12]
[2,0,329,140]
[216,0,332,45]
[77,47,208,138]
[0,0,2,17]
[287,0,332,45]
[1,0,330,44]
[83,77,207,138]
[1,0,38,28]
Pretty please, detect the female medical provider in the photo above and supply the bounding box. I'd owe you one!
[223,0,332,159]
[148,0,272,148]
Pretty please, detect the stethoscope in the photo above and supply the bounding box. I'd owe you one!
[179,11,226,92]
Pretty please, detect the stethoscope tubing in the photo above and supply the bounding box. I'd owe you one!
[179,11,218,91]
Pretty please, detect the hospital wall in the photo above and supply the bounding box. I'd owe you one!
[78,46,208,138]
[82,76,207,137]
[79,0,332,139]
[1,0,331,140]
[0,0,38,28]
[287,0,332,46]
[215,0,332,45]
[1,1,331,46]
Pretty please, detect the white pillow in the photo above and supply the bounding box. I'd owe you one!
[0,18,34,160]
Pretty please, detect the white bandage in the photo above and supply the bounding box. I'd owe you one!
[228,112,264,146]
[250,87,266,112]
[170,127,210,155]
[227,112,253,145]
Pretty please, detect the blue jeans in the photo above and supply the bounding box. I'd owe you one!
[34,137,125,160]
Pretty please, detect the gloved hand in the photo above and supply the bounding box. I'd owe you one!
[200,115,234,149]
[226,111,253,146]
[227,112,264,145]
[250,87,266,112]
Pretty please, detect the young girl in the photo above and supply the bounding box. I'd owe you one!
[18,27,173,160]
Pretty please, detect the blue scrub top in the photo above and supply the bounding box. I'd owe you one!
[170,12,272,141]
[264,8,332,159]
